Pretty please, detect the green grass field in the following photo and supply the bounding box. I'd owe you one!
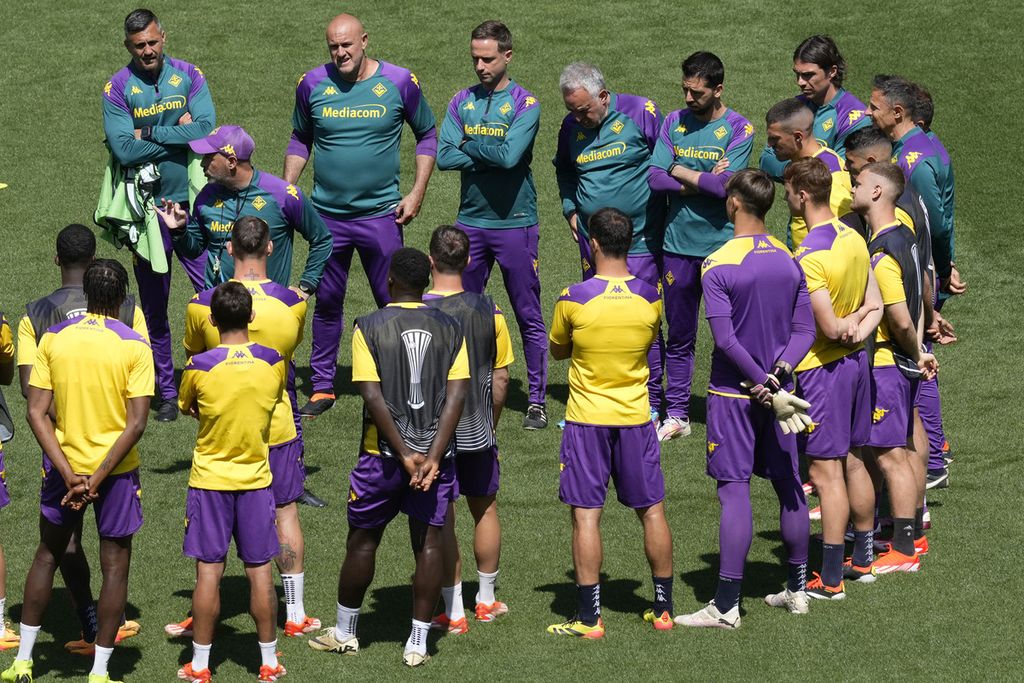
[1,0,1021,679]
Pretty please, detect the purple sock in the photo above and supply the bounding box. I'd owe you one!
[772,476,809,568]
[716,481,753,581]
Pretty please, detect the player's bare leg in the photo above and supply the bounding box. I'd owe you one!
[636,502,674,627]
[336,526,384,611]
[844,448,878,580]
[190,561,224,647]
[95,536,132,649]
[467,495,500,574]
[867,447,920,569]
[275,503,304,575]
[245,562,277,643]
[808,458,849,595]
[20,518,76,628]
[571,507,603,586]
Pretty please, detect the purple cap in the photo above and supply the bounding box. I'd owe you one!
[188,125,255,160]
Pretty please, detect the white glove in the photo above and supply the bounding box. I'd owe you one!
[771,389,814,435]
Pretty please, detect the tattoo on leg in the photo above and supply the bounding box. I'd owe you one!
[277,544,297,573]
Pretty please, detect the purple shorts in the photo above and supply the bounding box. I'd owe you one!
[347,454,456,528]
[183,487,279,564]
[40,468,143,538]
[796,350,872,458]
[0,450,9,510]
[867,365,919,449]
[270,438,305,506]
[558,422,665,509]
[453,447,500,498]
[705,393,798,482]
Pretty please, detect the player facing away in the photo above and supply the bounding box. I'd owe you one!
[102,8,216,422]
[554,63,667,424]
[0,314,14,650]
[759,35,870,179]
[850,162,938,573]
[764,98,852,250]
[15,226,147,656]
[423,227,513,633]
[308,248,468,667]
[172,216,319,642]
[436,21,547,430]
[546,208,675,638]
[784,159,882,599]
[176,281,288,683]
[5,260,153,683]
[648,51,754,442]
[285,13,438,417]
[675,170,817,628]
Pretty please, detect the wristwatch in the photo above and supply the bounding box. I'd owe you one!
[140,125,153,141]
[297,281,316,297]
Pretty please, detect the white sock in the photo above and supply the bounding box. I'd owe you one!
[335,603,360,640]
[258,640,278,668]
[0,597,6,621]
[15,623,40,661]
[281,573,306,624]
[442,582,465,620]
[90,644,113,676]
[477,569,499,605]
[191,642,211,672]
[405,619,430,656]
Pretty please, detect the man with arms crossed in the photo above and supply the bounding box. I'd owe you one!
[546,208,674,638]
[424,226,513,633]
[308,248,468,667]
[783,158,881,599]
[648,51,754,441]
[436,21,546,429]
[554,64,666,423]
[675,171,816,628]
[176,281,288,683]
[4,260,152,683]
[103,8,215,422]
[286,13,437,417]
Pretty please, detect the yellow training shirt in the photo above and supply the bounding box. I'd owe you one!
[184,280,306,446]
[794,219,870,372]
[179,342,286,490]
[789,147,853,250]
[18,306,148,366]
[29,314,154,475]
[550,276,662,426]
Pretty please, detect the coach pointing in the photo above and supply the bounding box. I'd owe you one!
[284,13,438,417]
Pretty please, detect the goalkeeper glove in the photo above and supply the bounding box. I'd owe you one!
[771,389,814,435]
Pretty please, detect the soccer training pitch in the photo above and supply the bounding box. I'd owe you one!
[0,0,1019,679]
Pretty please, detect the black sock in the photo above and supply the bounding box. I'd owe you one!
[714,576,741,613]
[652,576,673,614]
[852,529,874,567]
[77,603,98,643]
[786,561,807,593]
[914,507,925,541]
[892,517,915,555]
[577,583,601,626]
[821,544,844,587]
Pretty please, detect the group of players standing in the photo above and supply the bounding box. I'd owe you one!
[0,7,962,682]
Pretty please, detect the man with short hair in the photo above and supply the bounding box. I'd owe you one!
[308,248,468,667]
[173,216,319,645]
[436,21,547,430]
[16,225,146,657]
[554,63,666,422]
[782,158,881,599]
[764,98,852,250]
[850,162,938,573]
[176,281,288,683]
[760,35,870,179]
[423,226,513,633]
[5,260,153,683]
[546,207,674,638]
[286,13,438,418]
[648,51,754,441]
[676,170,816,629]
[159,125,331,294]
[103,8,216,422]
